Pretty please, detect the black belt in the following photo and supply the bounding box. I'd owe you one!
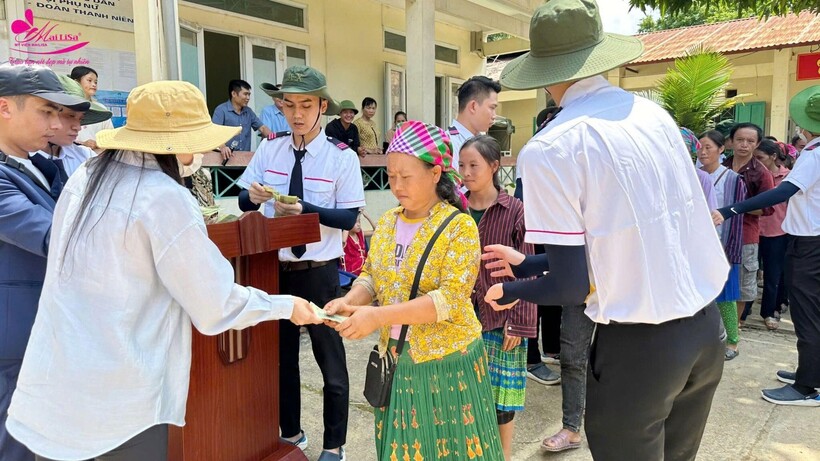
[279,260,334,272]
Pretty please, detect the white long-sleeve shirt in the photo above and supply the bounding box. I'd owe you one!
[7,151,294,460]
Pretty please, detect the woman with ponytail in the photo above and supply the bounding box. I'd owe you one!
[323,121,503,460]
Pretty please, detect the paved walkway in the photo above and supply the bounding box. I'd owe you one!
[294,309,818,460]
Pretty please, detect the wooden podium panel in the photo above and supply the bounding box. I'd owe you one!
[169,213,320,461]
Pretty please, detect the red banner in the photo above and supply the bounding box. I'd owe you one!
[797,52,820,81]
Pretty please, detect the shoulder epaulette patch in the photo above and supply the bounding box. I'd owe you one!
[804,143,818,151]
[448,126,459,135]
[267,131,291,140]
[327,136,350,150]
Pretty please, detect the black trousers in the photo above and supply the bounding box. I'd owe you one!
[759,235,789,319]
[585,303,724,461]
[527,305,562,364]
[785,235,820,389]
[278,262,348,449]
[35,425,167,461]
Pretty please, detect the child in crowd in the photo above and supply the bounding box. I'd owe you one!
[341,209,374,276]
[460,135,536,460]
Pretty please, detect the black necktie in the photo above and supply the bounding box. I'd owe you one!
[29,155,66,199]
[289,148,307,258]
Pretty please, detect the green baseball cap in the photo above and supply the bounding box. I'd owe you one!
[500,0,644,90]
[338,100,358,114]
[270,65,340,116]
[789,85,820,135]
[57,74,112,126]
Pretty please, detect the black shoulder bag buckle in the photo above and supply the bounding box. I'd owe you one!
[363,209,461,408]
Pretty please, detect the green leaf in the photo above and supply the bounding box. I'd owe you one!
[646,47,748,135]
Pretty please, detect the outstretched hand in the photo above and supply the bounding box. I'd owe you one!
[485,283,520,311]
[332,306,381,340]
[481,244,525,278]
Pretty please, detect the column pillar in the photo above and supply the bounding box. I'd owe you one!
[406,0,436,123]
[770,49,791,140]
[132,0,181,84]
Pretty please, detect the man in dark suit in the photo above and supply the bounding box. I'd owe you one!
[0,64,90,461]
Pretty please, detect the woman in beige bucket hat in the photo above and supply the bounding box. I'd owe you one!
[6,81,321,461]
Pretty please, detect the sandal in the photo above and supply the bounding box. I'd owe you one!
[542,431,582,453]
[725,348,739,361]
[765,317,780,330]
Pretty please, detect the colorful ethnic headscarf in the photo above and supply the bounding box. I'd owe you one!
[386,120,467,208]
[680,127,701,156]
[777,141,798,159]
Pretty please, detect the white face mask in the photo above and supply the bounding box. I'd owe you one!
[795,126,808,143]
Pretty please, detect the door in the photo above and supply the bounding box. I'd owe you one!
[734,102,767,131]
[446,76,465,126]
[179,27,206,93]
[203,31,242,115]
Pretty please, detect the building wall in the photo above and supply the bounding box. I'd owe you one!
[179,0,484,138]
[496,97,536,157]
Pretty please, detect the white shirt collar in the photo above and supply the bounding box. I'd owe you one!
[559,75,611,108]
[451,119,474,137]
[290,128,325,158]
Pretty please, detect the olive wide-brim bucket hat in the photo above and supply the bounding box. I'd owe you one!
[270,65,341,116]
[57,74,112,126]
[789,85,820,134]
[500,0,644,90]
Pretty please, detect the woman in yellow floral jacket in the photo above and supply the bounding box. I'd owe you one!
[324,121,503,460]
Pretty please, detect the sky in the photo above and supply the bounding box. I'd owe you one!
[598,0,659,35]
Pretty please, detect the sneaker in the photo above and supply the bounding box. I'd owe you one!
[764,316,780,330]
[761,385,820,407]
[318,447,346,461]
[527,363,561,385]
[281,431,308,451]
[541,353,560,365]
[776,370,796,385]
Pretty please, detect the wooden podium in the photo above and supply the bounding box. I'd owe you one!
[168,212,321,461]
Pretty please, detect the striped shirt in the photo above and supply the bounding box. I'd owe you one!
[469,189,537,338]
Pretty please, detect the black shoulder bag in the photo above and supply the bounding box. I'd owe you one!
[363,209,461,408]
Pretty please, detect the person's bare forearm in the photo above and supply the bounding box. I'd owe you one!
[344,284,374,306]
[375,296,438,326]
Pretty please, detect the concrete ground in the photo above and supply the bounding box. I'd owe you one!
[294,308,819,461]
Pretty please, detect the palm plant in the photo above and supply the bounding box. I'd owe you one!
[637,48,747,135]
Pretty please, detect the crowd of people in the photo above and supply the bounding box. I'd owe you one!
[0,0,818,461]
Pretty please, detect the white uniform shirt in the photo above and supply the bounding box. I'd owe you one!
[77,117,115,143]
[782,138,819,236]
[518,76,728,324]
[7,151,294,460]
[238,129,367,262]
[448,119,475,167]
[33,143,96,177]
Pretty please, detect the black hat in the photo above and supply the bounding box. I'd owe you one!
[0,64,90,111]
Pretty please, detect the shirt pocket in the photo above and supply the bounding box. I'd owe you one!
[304,177,335,207]
[262,170,289,195]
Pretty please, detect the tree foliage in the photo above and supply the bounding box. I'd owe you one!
[639,49,748,135]
[629,0,819,17]
[638,5,754,32]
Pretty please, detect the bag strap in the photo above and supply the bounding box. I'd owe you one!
[713,167,730,187]
[395,209,461,357]
[0,152,50,194]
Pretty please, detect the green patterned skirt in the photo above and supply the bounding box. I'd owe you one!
[374,339,503,460]
[482,328,528,412]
